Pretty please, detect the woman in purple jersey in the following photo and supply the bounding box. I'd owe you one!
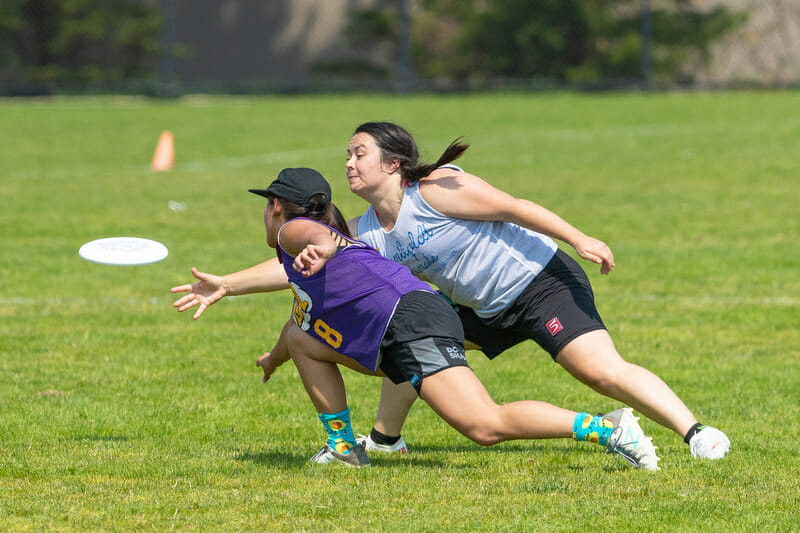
[182,167,659,469]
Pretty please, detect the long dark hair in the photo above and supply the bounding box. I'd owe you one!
[269,193,352,238]
[354,121,469,185]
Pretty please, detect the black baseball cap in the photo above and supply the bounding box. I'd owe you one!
[249,167,332,207]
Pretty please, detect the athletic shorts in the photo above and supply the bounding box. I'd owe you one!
[378,290,470,393]
[451,249,606,360]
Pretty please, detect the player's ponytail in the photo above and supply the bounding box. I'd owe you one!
[354,121,469,186]
[405,138,469,184]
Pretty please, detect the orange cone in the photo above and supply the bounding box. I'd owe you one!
[151,130,175,171]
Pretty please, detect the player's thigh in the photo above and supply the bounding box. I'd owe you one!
[286,323,382,377]
[555,329,627,384]
[419,367,499,434]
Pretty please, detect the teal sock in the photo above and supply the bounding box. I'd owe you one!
[572,412,614,447]
[318,408,356,455]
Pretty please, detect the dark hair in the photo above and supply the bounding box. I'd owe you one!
[269,193,352,238]
[354,121,469,185]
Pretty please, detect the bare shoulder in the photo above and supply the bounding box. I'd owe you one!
[421,167,501,193]
[418,168,515,220]
[278,218,330,255]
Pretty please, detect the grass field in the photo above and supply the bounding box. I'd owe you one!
[1,91,799,531]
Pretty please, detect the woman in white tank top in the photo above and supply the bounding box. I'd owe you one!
[346,121,729,462]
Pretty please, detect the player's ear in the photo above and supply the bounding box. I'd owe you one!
[383,158,400,174]
[270,197,284,216]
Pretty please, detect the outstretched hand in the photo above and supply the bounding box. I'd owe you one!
[170,267,228,319]
[574,236,615,275]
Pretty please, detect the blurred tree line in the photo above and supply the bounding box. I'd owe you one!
[330,0,746,85]
[0,0,160,90]
[1,0,745,92]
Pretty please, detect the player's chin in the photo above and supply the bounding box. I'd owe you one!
[347,178,364,193]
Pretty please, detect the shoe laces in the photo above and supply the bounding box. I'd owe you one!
[605,426,640,468]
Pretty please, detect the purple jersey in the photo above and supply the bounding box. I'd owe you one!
[278,219,434,371]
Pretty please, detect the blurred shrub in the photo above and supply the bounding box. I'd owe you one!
[0,0,160,89]
[335,0,746,84]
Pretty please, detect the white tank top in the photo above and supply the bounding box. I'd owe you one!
[357,181,557,318]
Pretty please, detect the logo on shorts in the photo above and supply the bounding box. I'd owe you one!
[409,374,420,387]
[546,317,563,336]
[446,345,466,361]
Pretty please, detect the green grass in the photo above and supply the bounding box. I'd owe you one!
[1,92,799,531]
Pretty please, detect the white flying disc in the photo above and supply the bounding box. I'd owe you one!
[79,237,168,266]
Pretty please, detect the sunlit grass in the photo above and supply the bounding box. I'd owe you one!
[1,92,798,531]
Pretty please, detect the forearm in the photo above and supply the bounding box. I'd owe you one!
[224,257,289,296]
[511,199,614,273]
[256,319,294,383]
[269,320,294,366]
[511,200,587,247]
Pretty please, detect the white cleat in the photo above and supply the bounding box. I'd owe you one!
[689,426,730,459]
[603,408,661,471]
[357,433,408,454]
[310,442,370,467]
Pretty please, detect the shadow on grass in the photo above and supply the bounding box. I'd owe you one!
[229,441,614,470]
[72,434,130,443]
[230,447,453,468]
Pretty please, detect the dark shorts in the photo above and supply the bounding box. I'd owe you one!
[451,249,606,360]
[378,290,470,393]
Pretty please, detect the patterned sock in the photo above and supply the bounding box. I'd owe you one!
[369,427,400,446]
[318,408,356,455]
[572,412,614,447]
[683,422,705,445]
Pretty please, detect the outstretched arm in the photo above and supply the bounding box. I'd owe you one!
[171,257,289,319]
[421,169,615,274]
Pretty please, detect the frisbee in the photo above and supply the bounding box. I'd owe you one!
[79,237,168,266]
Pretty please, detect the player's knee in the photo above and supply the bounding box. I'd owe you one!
[584,360,641,394]
[587,367,619,390]
[461,422,504,446]
[470,432,503,447]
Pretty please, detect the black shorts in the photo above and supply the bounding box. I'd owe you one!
[378,290,470,393]
[451,249,606,360]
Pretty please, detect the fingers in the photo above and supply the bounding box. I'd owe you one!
[179,300,200,313]
[599,255,614,275]
[294,260,315,277]
[577,239,615,275]
[170,284,192,294]
[256,353,272,383]
[292,245,326,275]
[171,268,208,305]
[173,292,198,309]
[293,257,311,273]
[192,303,207,320]
[591,251,614,275]
[305,247,320,261]
[600,246,615,274]
[293,248,319,275]
[192,267,221,284]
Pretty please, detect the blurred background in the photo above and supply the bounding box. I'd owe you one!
[1,0,798,96]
